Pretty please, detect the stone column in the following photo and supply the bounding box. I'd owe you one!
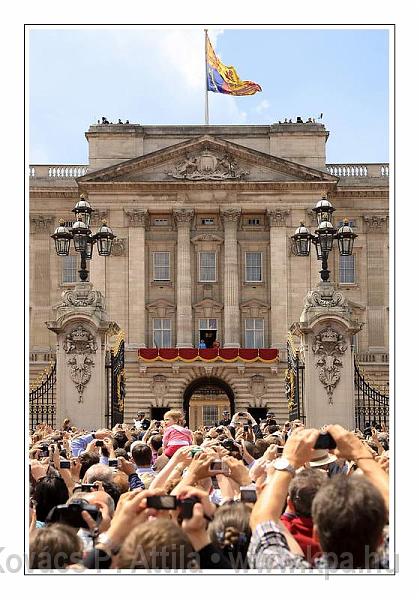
[174,208,194,347]
[291,281,362,429]
[47,283,120,430]
[268,208,290,350]
[221,208,241,348]
[126,209,148,348]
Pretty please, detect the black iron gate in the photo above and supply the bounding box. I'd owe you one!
[29,362,56,431]
[106,335,125,428]
[285,337,305,423]
[354,358,389,430]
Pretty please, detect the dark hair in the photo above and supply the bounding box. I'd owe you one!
[102,481,121,509]
[254,439,270,459]
[113,432,128,449]
[131,444,153,467]
[118,520,196,569]
[312,475,386,568]
[209,502,251,568]
[149,434,162,451]
[30,523,82,569]
[114,448,129,460]
[33,475,69,522]
[288,468,327,517]
[79,451,99,480]
[242,441,257,458]
[266,425,279,434]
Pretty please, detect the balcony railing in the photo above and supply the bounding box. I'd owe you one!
[326,163,389,178]
[138,348,279,363]
[29,165,88,179]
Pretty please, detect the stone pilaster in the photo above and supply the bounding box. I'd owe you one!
[221,208,241,348]
[126,209,148,348]
[364,214,388,350]
[174,208,194,347]
[268,208,290,350]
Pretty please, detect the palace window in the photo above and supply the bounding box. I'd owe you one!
[153,319,171,348]
[199,251,217,282]
[201,218,215,225]
[245,318,264,348]
[153,252,170,281]
[153,218,169,226]
[62,255,79,283]
[339,255,356,284]
[248,218,260,225]
[245,252,262,282]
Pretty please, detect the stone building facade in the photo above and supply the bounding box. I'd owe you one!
[29,123,389,426]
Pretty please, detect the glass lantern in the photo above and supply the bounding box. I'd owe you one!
[315,220,336,253]
[291,223,312,256]
[95,221,115,256]
[72,194,93,228]
[72,220,90,253]
[312,197,335,226]
[51,220,72,256]
[336,219,357,256]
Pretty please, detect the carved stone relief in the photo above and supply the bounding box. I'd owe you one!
[312,326,347,404]
[248,374,267,404]
[111,238,126,257]
[167,150,249,181]
[304,282,348,309]
[63,324,97,403]
[152,374,169,405]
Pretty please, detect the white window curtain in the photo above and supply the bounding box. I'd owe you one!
[199,252,216,282]
[339,255,355,284]
[153,319,171,347]
[153,252,170,280]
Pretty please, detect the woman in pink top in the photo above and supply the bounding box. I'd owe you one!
[162,409,193,458]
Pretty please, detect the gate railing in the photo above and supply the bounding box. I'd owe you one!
[285,335,305,423]
[29,362,56,430]
[354,357,389,430]
[106,331,125,428]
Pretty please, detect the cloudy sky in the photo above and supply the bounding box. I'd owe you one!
[29,26,389,165]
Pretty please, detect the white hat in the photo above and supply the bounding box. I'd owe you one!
[308,449,337,468]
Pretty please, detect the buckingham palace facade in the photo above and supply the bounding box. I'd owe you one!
[29,122,389,426]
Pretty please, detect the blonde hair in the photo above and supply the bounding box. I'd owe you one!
[164,409,184,424]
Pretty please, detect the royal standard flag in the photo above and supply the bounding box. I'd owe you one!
[206,35,262,96]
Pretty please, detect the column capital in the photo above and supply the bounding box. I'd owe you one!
[221,207,241,225]
[173,207,194,226]
[267,208,290,227]
[125,208,149,227]
[363,214,388,231]
[30,215,55,234]
[90,210,110,227]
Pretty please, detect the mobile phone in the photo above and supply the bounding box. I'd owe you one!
[209,460,228,474]
[240,486,257,503]
[276,446,284,455]
[76,483,99,492]
[179,496,199,520]
[60,460,71,469]
[108,459,118,468]
[46,500,102,529]
[146,495,177,510]
[314,432,337,450]
[95,440,104,447]
[243,424,250,432]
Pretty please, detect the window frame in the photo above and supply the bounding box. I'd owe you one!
[244,251,263,283]
[339,254,356,285]
[62,254,79,284]
[198,251,217,283]
[152,318,172,348]
[153,251,171,281]
[244,318,265,348]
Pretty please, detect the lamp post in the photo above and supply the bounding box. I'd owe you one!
[291,197,357,282]
[51,195,115,281]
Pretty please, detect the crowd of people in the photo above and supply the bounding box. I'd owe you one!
[28,409,390,572]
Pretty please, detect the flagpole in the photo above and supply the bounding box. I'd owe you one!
[204,29,209,125]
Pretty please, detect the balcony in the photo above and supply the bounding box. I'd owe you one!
[326,163,389,178]
[138,347,280,363]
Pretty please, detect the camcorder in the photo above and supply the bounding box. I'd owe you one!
[46,499,102,529]
[146,495,200,520]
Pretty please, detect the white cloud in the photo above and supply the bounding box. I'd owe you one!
[255,99,270,113]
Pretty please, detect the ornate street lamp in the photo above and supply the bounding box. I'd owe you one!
[51,195,115,282]
[291,198,357,282]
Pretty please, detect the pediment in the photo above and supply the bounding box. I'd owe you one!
[193,298,224,311]
[78,135,336,185]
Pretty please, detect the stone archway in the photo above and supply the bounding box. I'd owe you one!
[183,377,235,428]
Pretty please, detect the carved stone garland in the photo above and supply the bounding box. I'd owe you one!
[312,326,347,404]
[63,324,98,403]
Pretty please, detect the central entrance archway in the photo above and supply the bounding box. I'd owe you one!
[183,377,235,429]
